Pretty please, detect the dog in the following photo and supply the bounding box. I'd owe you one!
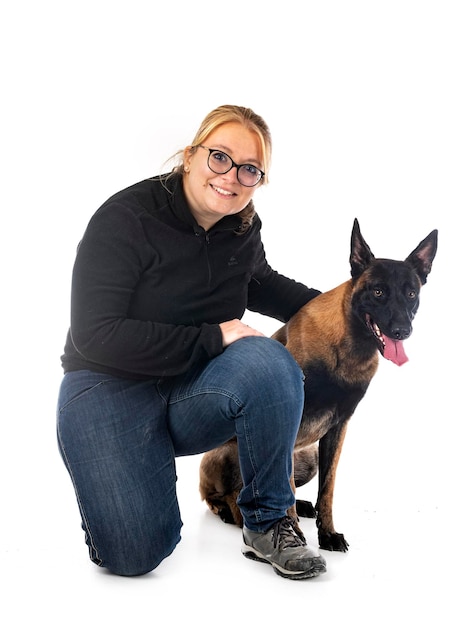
[199,218,438,552]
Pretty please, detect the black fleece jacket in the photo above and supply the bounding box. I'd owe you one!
[61,173,320,379]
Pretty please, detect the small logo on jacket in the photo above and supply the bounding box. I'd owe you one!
[228,256,238,266]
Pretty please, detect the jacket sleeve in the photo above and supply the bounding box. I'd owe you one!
[246,227,321,323]
[68,204,224,378]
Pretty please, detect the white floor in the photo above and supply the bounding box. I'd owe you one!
[2,348,473,625]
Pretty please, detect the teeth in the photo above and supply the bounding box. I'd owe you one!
[373,322,385,346]
[212,185,233,196]
[366,315,385,347]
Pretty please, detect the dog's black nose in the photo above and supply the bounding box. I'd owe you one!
[391,327,411,340]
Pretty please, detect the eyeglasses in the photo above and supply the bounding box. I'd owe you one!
[197,145,265,187]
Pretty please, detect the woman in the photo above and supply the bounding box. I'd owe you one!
[57,104,327,580]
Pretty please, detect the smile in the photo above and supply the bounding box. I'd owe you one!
[211,184,235,197]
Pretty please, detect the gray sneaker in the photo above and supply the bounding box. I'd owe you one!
[242,516,327,580]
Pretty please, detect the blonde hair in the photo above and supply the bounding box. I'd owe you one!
[166,105,272,233]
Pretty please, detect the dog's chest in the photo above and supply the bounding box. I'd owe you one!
[296,409,338,447]
[297,365,370,447]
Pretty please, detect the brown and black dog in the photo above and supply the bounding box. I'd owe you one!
[199,219,438,552]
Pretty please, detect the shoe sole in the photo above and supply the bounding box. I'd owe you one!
[242,547,326,580]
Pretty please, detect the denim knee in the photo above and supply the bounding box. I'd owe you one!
[89,522,182,577]
[228,337,305,407]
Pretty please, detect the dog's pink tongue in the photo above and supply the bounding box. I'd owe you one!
[382,335,408,366]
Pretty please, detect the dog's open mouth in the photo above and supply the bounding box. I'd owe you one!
[365,314,408,366]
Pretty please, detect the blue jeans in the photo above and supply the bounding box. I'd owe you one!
[56,337,304,576]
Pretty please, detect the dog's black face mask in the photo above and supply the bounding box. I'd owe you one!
[352,261,422,365]
[349,219,438,366]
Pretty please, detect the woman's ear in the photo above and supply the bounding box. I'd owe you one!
[183,145,193,171]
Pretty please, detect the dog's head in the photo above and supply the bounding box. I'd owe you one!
[349,218,438,366]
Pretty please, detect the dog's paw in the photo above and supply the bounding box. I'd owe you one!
[217,507,238,525]
[296,499,317,518]
[318,530,349,552]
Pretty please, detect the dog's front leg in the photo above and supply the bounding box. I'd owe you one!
[316,420,350,552]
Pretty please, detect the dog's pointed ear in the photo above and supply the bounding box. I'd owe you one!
[350,218,375,279]
[405,229,438,285]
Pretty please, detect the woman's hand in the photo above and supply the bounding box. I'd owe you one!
[219,319,266,347]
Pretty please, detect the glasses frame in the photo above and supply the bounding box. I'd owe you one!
[197,145,265,187]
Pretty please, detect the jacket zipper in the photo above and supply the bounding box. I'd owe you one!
[204,232,212,286]
[195,230,212,287]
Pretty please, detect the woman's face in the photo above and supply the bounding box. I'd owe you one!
[183,122,264,231]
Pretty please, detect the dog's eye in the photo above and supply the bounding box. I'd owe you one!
[373,288,384,298]
[407,290,416,299]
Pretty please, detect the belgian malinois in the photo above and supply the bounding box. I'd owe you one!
[199,219,437,552]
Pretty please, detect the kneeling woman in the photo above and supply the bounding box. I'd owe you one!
[57,104,326,580]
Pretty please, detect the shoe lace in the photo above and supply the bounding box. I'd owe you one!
[272,516,307,550]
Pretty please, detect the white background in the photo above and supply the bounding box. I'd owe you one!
[1,1,473,624]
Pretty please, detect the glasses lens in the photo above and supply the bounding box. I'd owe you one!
[237,164,262,187]
[208,150,232,174]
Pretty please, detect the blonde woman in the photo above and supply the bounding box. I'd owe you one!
[57,105,326,580]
